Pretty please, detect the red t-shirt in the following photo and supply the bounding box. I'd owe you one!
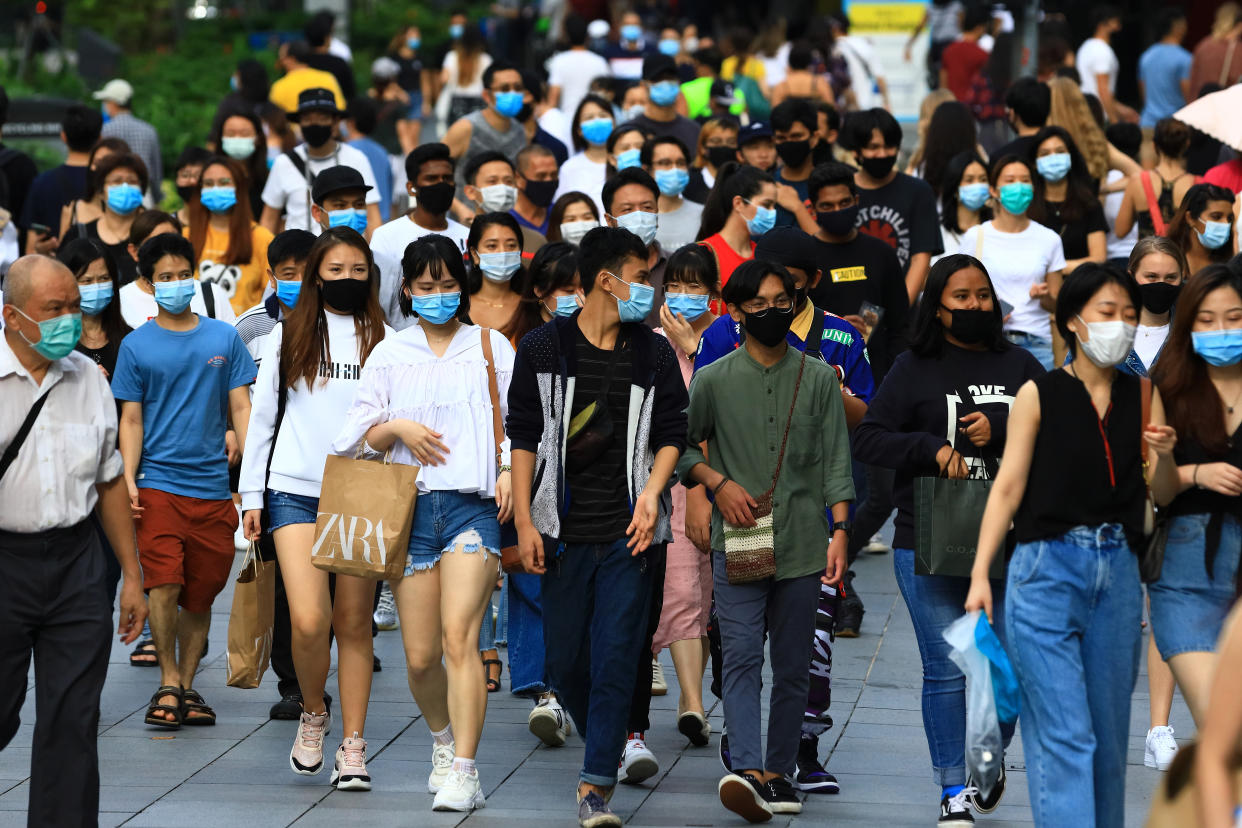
[700,234,755,314]
[1203,158,1242,195]
[941,40,989,103]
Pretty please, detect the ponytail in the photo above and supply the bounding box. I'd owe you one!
[695,162,774,240]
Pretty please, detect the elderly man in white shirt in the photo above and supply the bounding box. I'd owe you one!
[0,255,147,828]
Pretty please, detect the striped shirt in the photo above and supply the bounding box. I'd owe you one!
[235,298,280,369]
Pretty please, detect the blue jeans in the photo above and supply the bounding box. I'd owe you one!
[1005,330,1054,371]
[507,571,549,696]
[893,547,1013,786]
[543,538,655,786]
[1005,524,1141,828]
[1149,513,1241,658]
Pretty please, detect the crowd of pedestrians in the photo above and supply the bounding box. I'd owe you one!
[3,4,1242,828]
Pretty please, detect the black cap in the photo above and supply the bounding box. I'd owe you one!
[311,165,372,203]
[710,79,736,105]
[642,53,679,82]
[755,227,821,274]
[738,121,773,146]
[291,87,345,122]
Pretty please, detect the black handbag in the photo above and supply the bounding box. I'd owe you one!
[1139,378,1170,583]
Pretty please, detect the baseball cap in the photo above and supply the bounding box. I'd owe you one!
[93,79,134,106]
[710,79,736,107]
[291,87,345,122]
[370,57,401,80]
[642,53,679,82]
[587,19,611,39]
[738,122,773,146]
[755,227,821,274]
[312,165,373,203]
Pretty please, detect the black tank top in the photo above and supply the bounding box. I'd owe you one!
[1014,369,1147,546]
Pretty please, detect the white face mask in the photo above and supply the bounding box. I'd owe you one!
[478,184,517,213]
[1075,316,1137,368]
[560,219,598,245]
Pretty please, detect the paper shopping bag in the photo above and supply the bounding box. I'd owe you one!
[226,543,275,689]
[311,453,419,580]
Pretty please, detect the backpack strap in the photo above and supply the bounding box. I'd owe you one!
[200,280,217,318]
[804,305,825,360]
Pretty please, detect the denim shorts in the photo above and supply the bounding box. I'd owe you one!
[405,92,424,120]
[1148,513,1241,658]
[266,490,319,532]
[404,490,501,575]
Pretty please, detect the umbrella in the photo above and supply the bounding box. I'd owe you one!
[1174,85,1242,153]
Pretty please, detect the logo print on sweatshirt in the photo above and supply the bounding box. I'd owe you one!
[207,355,228,367]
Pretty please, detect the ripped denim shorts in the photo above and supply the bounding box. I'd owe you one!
[404,489,501,576]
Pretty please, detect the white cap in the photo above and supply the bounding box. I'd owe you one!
[371,56,400,79]
[587,19,611,39]
[92,79,134,106]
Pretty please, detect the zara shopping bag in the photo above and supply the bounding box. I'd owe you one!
[225,542,276,689]
[312,452,419,579]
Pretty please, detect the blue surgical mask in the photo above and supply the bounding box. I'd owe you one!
[1036,152,1072,182]
[551,294,580,317]
[100,103,111,125]
[580,116,614,146]
[666,291,710,321]
[655,167,689,197]
[658,39,680,56]
[153,279,196,314]
[10,307,82,360]
[449,23,464,39]
[410,290,461,325]
[744,200,776,237]
[958,182,990,211]
[1192,328,1242,366]
[615,210,658,246]
[478,250,522,282]
[1197,219,1232,250]
[106,183,143,215]
[609,273,655,322]
[200,186,237,213]
[621,24,642,42]
[998,182,1034,216]
[615,148,642,170]
[407,37,421,50]
[328,208,368,234]
[229,75,239,92]
[649,80,680,107]
[275,279,302,308]
[494,91,525,118]
[78,282,114,316]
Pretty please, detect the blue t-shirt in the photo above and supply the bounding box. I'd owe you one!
[349,137,393,222]
[1139,43,1192,127]
[112,316,257,500]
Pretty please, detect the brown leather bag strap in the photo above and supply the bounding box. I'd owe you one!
[765,349,808,497]
[481,328,504,462]
[1140,377,1152,465]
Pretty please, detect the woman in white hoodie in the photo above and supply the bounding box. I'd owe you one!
[240,227,390,791]
[333,233,514,814]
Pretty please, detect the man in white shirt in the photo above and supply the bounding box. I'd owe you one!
[0,255,147,828]
[547,14,613,116]
[1076,6,1137,123]
[260,87,382,237]
[371,143,470,329]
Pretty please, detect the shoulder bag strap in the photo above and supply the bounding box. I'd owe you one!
[974,223,985,260]
[1140,376,1152,471]
[1139,171,1167,237]
[1222,39,1238,88]
[265,325,290,486]
[481,328,504,464]
[765,350,808,497]
[0,388,52,481]
[201,279,217,318]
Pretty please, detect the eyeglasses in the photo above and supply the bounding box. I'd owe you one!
[739,297,794,315]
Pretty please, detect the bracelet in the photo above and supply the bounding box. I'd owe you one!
[1193,464,1201,488]
[499,464,511,474]
[713,476,731,495]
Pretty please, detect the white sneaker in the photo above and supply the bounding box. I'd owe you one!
[289,709,330,775]
[233,506,249,552]
[619,733,659,784]
[863,532,892,554]
[651,658,667,696]
[528,694,572,747]
[1145,725,1178,771]
[330,732,371,791]
[373,582,398,630]
[428,742,455,793]
[432,768,486,811]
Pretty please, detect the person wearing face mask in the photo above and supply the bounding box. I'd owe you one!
[61,152,149,286]
[934,151,991,268]
[958,155,1066,371]
[678,259,853,823]
[260,88,382,237]
[854,255,1043,825]
[968,264,1181,828]
[624,55,701,156]
[600,167,666,329]
[685,115,740,204]
[464,152,544,253]
[554,95,617,217]
[511,144,559,239]
[57,238,132,384]
[515,71,571,165]
[697,163,778,301]
[546,192,601,246]
[466,211,526,332]
[643,137,704,251]
[94,79,162,206]
[209,109,270,218]
[604,12,655,80]
[1028,127,1107,275]
[119,211,238,328]
[169,145,211,227]
[769,100,826,233]
[1114,237,1188,379]
[443,62,529,215]
[306,166,372,245]
[507,226,688,828]
[1167,182,1237,277]
[843,108,943,303]
[186,156,275,314]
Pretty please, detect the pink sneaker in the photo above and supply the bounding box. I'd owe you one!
[289,710,330,775]
[331,732,371,791]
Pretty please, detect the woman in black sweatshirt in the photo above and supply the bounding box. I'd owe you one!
[851,253,1043,823]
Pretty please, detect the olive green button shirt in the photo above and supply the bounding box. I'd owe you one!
[678,345,856,580]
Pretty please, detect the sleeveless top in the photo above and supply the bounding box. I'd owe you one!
[1168,420,1242,586]
[1014,369,1147,547]
[1137,171,1194,239]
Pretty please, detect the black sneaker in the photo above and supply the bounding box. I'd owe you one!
[939,788,976,826]
[373,654,382,673]
[719,730,732,772]
[967,765,1006,813]
[835,591,864,638]
[718,773,772,823]
[270,693,303,721]
[763,776,802,815]
[794,735,840,794]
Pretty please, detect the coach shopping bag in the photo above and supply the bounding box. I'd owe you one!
[226,542,276,689]
[311,453,419,579]
[913,474,1004,580]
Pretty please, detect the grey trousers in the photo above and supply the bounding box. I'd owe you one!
[0,521,112,828]
[713,551,820,774]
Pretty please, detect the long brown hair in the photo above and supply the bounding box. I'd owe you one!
[281,228,387,389]
[1151,263,1242,456]
[187,156,255,266]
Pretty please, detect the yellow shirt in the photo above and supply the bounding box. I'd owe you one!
[721,56,767,85]
[188,222,274,313]
[269,67,345,114]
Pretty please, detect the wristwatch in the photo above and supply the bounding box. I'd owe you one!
[833,520,853,540]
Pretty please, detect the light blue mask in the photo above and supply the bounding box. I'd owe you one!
[665,291,710,321]
[1197,220,1232,250]
[744,201,776,237]
[1035,152,1072,182]
[621,24,642,41]
[1192,328,1242,366]
[275,279,301,307]
[615,210,658,246]
[551,295,579,317]
[658,39,680,56]
[655,168,689,197]
[649,80,680,107]
[958,182,990,211]
[610,274,655,322]
[478,250,522,282]
[581,116,614,146]
[494,91,525,118]
[79,282,114,316]
[407,37,421,50]
[153,279,196,314]
[615,148,642,170]
[328,208,368,234]
[411,291,461,325]
[449,23,464,39]
[200,186,237,213]
[106,183,143,215]
[10,307,82,360]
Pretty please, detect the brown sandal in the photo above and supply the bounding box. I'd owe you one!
[483,659,503,692]
[145,685,182,729]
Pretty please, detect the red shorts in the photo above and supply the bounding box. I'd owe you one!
[136,488,237,613]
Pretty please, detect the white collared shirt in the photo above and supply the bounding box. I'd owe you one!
[0,335,124,533]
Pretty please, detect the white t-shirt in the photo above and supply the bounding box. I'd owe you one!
[1134,323,1169,371]
[932,225,965,268]
[837,36,885,110]
[260,142,381,234]
[656,200,704,252]
[553,152,607,217]
[370,214,470,329]
[958,220,1065,338]
[1077,38,1119,98]
[1104,169,1136,260]
[547,48,613,116]
[119,280,237,329]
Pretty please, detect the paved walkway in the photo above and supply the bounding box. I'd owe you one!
[0,531,1189,827]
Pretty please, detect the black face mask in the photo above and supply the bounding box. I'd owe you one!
[858,153,896,180]
[1138,281,1181,315]
[775,139,812,168]
[706,145,737,169]
[301,123,334,149]
[942,307,994,344]
[320,277,371,313]
[517,102,535,123]
[176,185,197,204]
[416,182,456,215]
[816,204,859,238]
[523,178,559,208]
[743,307,795,347]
